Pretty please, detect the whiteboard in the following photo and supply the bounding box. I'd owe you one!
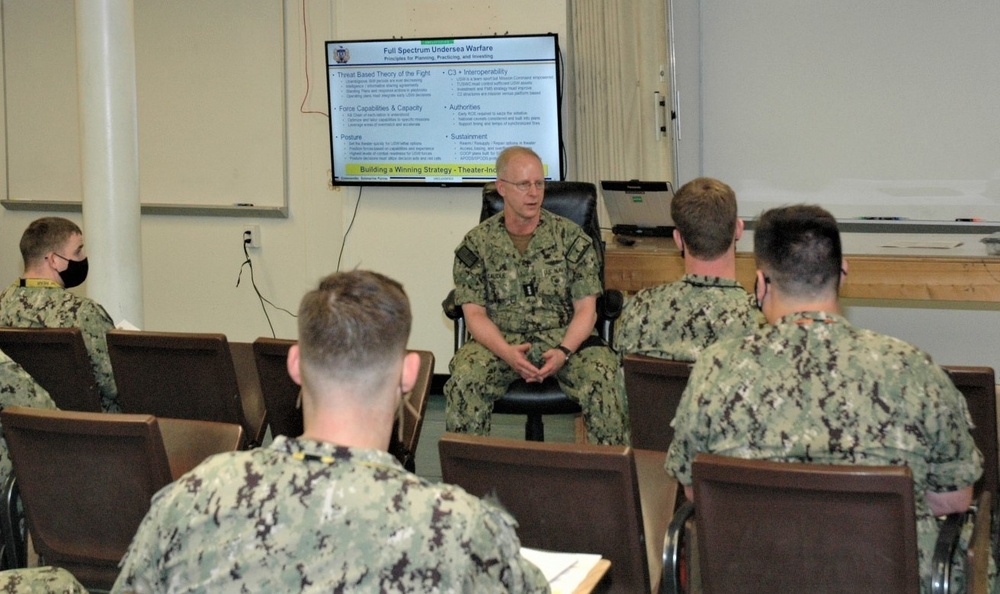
[0,0,287,213]
[670,0,1000,223]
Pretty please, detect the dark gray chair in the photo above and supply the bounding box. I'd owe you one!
[442,181,623,441]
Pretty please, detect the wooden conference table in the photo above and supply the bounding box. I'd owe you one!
[604,232,1000,303]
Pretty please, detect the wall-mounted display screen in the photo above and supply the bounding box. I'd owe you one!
[325,34,563,186]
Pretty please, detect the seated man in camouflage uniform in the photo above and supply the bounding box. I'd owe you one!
[445,146,629,445]
[614,177,763,362]
[112,270,549,593]
[665,205,983,593]
[1,348,58,490]
[0,217,120,412]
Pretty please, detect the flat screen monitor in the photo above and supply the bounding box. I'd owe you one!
[325,34,563,187]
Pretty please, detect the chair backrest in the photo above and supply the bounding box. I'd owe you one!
[106,330,250,443]
[227,341,269,446]
[943,365,998,500]
[252,337,301,439]
[390,350,435,472]
[622,354,694,452]
[482,181,604,270]
[439,433,650,594]
[0,406,174,590]
[691,453,919,594]
[0,327,102,412]
[157,417,245,479]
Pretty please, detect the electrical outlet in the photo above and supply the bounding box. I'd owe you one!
[242,225,261,248]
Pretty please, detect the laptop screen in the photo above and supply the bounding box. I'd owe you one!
[600,180,674,237]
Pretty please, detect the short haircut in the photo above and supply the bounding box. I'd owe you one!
[753,205,843,299]
[20,217,82,267]
[671,177,738,259]
[297,270,412,391]
[496,146,541,179]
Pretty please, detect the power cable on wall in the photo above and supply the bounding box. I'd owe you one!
[236,236,296,338]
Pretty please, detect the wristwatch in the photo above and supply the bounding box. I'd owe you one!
[556,344,573,360]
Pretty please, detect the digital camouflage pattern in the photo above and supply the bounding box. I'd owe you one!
[665,311,982,592]
[446,211,629,445]
[112,436,549,594]
[1,349,58,489]
[0,282,120,413]
[614,274,763,362]
[0,567,88,594]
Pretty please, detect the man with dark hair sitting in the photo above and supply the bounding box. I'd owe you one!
[666,205,983,592]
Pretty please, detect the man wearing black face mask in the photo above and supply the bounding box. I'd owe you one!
[0,217,121,412]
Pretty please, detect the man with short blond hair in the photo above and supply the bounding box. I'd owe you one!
[615,177,762,362]
[113,270,549,593]
[0,217,119,412]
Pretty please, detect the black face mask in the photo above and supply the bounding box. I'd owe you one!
[53,254,89,288]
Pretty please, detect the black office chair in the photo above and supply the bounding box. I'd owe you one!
[442,181,623,441]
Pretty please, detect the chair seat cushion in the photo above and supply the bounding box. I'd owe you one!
[492,378,583,415]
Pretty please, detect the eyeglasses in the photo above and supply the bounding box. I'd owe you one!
[499,178,545,192]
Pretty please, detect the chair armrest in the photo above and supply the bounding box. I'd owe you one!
[661,500,695,594]
[598,289,624,321]
[442,290,469,350]
[1,475,26,570]
[442,289,463,321]
[931,507,970,594]
[966,491,993,594]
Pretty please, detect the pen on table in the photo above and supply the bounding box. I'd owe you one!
[858,216,907,221]
[956,218,983,222]
[234,202,255,207]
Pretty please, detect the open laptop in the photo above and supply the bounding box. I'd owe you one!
[600,180,674,237]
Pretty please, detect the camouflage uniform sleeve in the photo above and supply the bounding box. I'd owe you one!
[0,566,89,593]
[920,360,983,492]
[2,352,59,488]
[464,502,550,593]
[111,486,175,594]
[76,300,120,413]
[452,232,487,308]
[564,225,602,301]
[613,292,644,359]
[663,347,721,485]
[1,352,58,411]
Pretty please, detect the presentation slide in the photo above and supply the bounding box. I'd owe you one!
[326,35,562,186]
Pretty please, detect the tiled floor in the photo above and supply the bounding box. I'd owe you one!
[413,394,578,482]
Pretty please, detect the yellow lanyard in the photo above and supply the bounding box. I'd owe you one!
[19,278,61,288]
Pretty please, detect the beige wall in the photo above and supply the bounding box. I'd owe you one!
[0,0,569,372]
[2,0,998,375]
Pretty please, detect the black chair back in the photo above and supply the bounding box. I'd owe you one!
[482,181,604,270]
